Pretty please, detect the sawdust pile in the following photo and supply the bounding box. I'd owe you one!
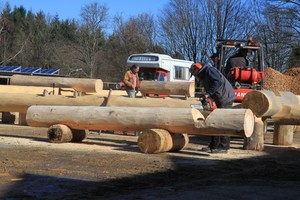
[264,67,300,95]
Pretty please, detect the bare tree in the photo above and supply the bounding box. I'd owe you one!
[76,2,108,78]
[249,0,299,71]
[158,0,253,63]
[113,13,156,54]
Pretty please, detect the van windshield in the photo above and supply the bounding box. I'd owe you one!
[139,71,159,81]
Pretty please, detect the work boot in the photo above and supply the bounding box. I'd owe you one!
[200,147,211,152]
[210,148,228,154]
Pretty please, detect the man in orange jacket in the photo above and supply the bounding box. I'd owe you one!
[123,64,139,98]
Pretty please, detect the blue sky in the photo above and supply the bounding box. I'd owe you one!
[3,0,170,21]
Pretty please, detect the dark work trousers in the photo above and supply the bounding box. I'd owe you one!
[208,101,233,150]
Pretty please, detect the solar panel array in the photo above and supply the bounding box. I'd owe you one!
[0,66,59,75]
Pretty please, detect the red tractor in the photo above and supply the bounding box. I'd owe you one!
[215,36,265,102]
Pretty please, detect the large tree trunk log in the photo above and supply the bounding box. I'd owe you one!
[273,123,294,145]
[243,117,264,151]
[139,81,195,97]
[137,129,189,153]
[0,93,106,113]
[242,90,300,117]
[106,95,200,108]
[10,75,103,93]
[26,106,254,137]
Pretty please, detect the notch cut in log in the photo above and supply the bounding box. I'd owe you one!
[139,81,195,97]
[137,129,189,154]
[26,106,254,137]
[10,75,103,93]
[47,124,88,143]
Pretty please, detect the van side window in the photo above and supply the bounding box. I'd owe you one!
[174,66,189,80]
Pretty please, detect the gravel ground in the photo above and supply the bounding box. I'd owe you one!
[0,124,299,200]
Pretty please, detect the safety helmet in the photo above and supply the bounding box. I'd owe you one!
[189,63,202,77]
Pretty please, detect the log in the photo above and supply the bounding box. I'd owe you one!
[47,124,88,143]
[26,106,254,137]
[139,81,195,97]
[10,75,103,93]
[243,117,264,151]
[137,129,189,153]
[0,85,71,95]
[204,109,254,136]
[271,104,300,125]
[242,90,300,117]
[0,93,106,113]
[273,123,294,145]
[48,124,73,143]
[0,85,130,96]
[106,95,201,108]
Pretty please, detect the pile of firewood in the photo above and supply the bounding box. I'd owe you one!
[264,67,300,95]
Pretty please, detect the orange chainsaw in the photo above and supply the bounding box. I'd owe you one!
[199,94,217,111]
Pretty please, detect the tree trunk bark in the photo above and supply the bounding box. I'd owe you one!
[139,81,195,97]
[242,90,300,117]
[26,106,254,137]
[10,75,103,93]
[137,129,189,153]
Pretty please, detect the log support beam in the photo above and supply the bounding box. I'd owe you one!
[137,129,189,154]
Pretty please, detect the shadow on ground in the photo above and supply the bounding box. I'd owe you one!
[1,147,300,200]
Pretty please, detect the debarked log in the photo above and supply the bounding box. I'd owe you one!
[137,129,189,154]
[106,95,201,108]
[26,106,254,137]
[271,104,300,125]
[242,90,300,117]
[0,93,106,113]
[139,81,195,97]
[10,75,103,93]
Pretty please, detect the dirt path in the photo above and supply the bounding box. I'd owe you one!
[0,125,299,199]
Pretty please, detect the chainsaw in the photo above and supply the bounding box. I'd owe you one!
[199,94,217,111]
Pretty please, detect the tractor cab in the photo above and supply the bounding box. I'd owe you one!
[215,36,265,102]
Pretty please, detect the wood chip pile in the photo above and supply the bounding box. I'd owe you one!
[264,67,300,95]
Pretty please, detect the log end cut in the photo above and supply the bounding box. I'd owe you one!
[244,109,255,138]
[242,90,270,117]
[47,124,88,143]
[48,124,73,143]
[138,129,173,154]
[94,79,104,93]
